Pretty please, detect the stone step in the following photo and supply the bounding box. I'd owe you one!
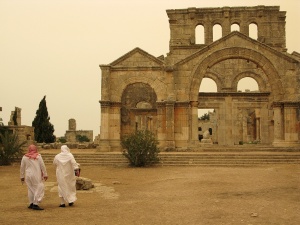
[40,151,300,166]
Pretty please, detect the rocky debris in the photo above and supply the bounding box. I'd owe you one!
[76,177,94,190]
[250,212,258,217]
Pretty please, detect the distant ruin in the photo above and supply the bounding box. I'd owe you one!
[98,6,300,151]
[65,118,93,143]
[1,108,94,148]
[6,107,34,144]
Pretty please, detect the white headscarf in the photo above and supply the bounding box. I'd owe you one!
[61,145,70,154]
[56,145,73,165]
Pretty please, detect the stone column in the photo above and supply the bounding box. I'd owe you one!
[255,118,260,140]
[217,102,227,145]
[109,102,122,151]
[272,103,284,145]
[255,109,261,141]
[205,22,213,44]
[259,105,270,144]
[225,96,233,145]
[284,103,299,145]
[190,101,199,142]
[16,107,21,126]
[98,101,111,151]
[240,21,249,36]
[165,100,175,149]
[273,102,300,147]
[242,114,248,142]
[99,65,110,100]
[222,10,231,37]
[68,119,76,131]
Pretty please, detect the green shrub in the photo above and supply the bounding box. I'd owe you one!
[76,135,90,142]
[0,131,27,166]
[121,130,160,167]
[0,126,9,143]
[58,137,67,143]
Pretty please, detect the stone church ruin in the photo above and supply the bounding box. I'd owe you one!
[98,5,300,151]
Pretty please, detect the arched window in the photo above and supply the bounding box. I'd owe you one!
[199,78,217,92]
[213,24,222,41]
[199,78,217,119]
[195,25,205,44]
[231,23,240,32]
[237,77,259,92]
[249,23,258,40]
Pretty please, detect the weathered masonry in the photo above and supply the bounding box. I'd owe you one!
[98,6,300,151]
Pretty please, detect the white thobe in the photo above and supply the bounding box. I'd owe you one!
[53,152,79,203]
[20,155,48,204]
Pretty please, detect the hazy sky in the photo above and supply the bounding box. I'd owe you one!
[1,0,299,138]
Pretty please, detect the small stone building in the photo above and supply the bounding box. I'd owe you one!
[3,107,34,144]
[99,6,300,151]
[65,118,93,143]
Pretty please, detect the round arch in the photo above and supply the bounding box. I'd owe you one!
[112,74,167,102]
[202,72,223,92]
[230,19,242,26]
[189,47,283,101]
[121,82,157,109]
[232,71,268,92]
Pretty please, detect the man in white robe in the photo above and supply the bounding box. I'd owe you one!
[53,145,79,207]
[20,144,48,210]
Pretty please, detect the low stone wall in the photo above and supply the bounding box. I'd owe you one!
[37,142,98,149]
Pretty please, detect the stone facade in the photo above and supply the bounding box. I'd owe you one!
[65,118,93,143]
[99,6,300,151]
[8,107,21,126]
[6,125,35,144]
[3,107,35,144]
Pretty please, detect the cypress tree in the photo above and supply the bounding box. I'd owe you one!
[13,108,18,125]
[32,96,56,143]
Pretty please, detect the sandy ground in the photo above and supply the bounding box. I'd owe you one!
[1,162,300,225]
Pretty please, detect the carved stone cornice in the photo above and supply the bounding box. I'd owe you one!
[99,100,111,107]
[110,66,163,71]
[110,102,122,107]
[156,102,166,107]
[198,92,271,97]
[175,101,190,107]
[272,101,300,108]
[99,101,122,107]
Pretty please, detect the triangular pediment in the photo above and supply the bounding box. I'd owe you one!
[110,47,164,67]
[177,31,298,66]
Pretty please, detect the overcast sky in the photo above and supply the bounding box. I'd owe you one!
[1,0,299,138]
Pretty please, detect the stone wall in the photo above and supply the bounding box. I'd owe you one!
[99,5,300,151]
[65,130,93,143]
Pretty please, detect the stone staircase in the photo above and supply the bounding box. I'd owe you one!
[158,152,300,166]
[41,148,300,166]
[42,152,128,166]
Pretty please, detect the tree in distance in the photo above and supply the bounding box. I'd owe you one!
[32,96,56,143]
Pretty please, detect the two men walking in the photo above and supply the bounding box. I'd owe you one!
[20,144,79,210]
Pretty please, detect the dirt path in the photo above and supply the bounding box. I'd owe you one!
[1,164,300,225]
